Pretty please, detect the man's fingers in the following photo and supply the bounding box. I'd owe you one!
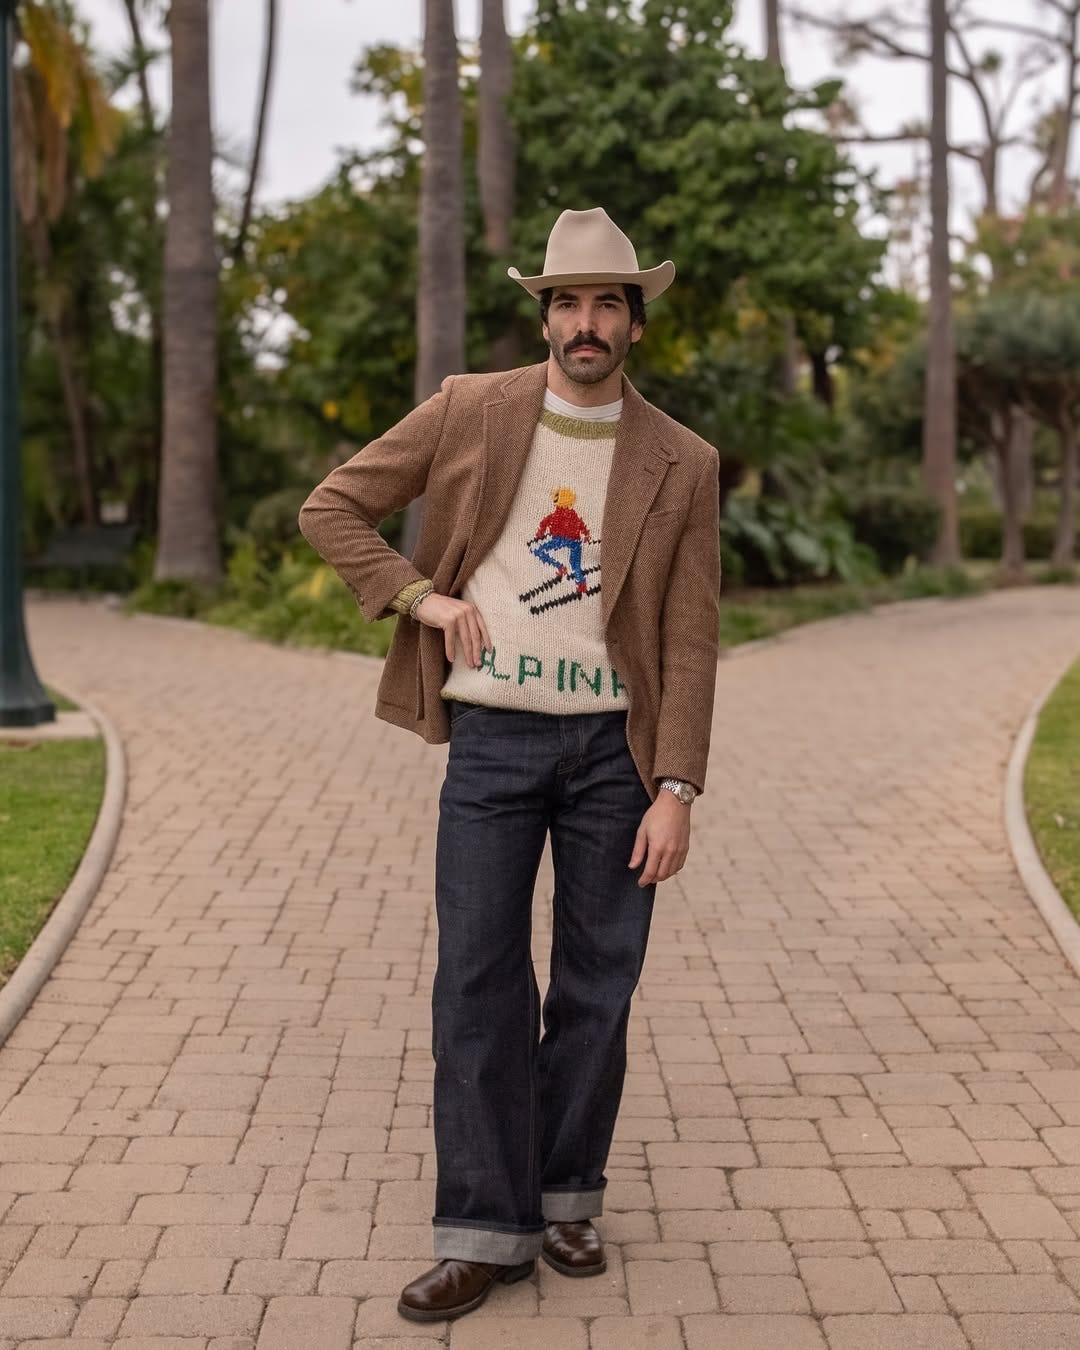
[629,825,647,869]
[467,611,484,667]
[444,624,456,663]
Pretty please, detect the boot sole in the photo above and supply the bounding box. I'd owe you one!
[541,1248,608,1278]
[397,1259,535,1323]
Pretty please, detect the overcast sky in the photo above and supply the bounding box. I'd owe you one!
[72,1,1064,243]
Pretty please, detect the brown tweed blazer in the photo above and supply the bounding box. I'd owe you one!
[298,361,721,799]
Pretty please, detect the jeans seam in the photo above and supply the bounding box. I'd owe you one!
[541,870,567,1191]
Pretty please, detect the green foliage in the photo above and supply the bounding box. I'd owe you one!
[958,504,1060,560]
[721,494,878,587]
[1026,656,1080,919]
[0,736,104,983]
[846,484,940,573]
[128,538,397,657]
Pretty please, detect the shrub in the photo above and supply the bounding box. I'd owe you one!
[846,485,940,573]
[958,505,1059,559]
[720,496,879,587]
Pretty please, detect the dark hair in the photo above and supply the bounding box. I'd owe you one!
[539,283,647,331]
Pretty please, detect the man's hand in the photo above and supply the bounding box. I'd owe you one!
[414,593,491,668]
[629,792,691,887]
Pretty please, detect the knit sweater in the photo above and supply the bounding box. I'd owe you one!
[436,400,629,714]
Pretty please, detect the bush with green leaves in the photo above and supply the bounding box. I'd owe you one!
[958,505,1060,560]
[845,484,940,573]
[720,495,879,587]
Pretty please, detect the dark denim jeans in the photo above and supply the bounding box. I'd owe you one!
[430,699,657,1263]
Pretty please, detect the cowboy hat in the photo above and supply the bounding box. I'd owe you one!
[508,207,675,303]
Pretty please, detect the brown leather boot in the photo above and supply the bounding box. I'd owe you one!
[397,1257,535,1322]
[541,1219,607,1276]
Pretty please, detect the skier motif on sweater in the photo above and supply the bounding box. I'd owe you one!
[529,487,594,595]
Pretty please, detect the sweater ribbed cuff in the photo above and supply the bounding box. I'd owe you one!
[389,577,434,617]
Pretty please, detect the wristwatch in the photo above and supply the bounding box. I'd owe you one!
[660,778,697,806]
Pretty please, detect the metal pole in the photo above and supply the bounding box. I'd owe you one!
[0,1,54,727]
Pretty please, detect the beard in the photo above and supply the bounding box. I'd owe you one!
[548,324,633,386]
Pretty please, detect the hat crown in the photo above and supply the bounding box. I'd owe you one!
[542,208,640,278]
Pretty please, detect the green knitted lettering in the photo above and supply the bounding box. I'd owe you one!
[557,657,566,692]
[480,647,511,681]
[518,654,543,684]
[571,662,603,696]
[612,668,627,698]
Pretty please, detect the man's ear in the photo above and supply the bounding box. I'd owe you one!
[630,322,645,345]
[541,320,550,344]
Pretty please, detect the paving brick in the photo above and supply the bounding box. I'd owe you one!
[962,1313,1080,1348]
[842,1168,966,1211]
[624,1259,718,1314]
[256,1296,354,1350]
[973,1193,1075,1240]
[800,1256,902,1313]
[824,1313,968,1348]
[732,1168,850,1209]
[118,1293,262,1337]
[683,1313,826,1349]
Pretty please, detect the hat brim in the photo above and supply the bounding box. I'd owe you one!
[507,260,675,304]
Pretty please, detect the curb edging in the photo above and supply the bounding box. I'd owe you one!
[1004,653,1080,980]
[0,686,126,1046]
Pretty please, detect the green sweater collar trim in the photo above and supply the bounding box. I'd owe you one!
[538,409,619,440]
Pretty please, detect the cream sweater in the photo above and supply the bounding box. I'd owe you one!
[439,400,629,714]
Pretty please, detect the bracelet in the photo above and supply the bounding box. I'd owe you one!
[408,582,435,620]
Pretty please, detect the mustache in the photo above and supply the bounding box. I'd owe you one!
[565,334,611,355]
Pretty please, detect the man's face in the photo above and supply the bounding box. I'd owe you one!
[543,284,643,386]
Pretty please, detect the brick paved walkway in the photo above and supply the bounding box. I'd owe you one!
[3,586,1079,1348]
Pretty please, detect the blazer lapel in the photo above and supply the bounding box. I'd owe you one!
[600,376,677,629]
[452,362,548,594]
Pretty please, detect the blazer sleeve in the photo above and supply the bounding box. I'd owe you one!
[652,449,722,795]
[298,376,454,623]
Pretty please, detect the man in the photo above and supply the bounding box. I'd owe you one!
[298,207,721,1323]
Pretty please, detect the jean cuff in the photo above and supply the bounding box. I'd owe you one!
[541,1185,606,1221]
[432,1222,544,1264]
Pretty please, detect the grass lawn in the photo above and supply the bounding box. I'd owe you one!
[0,693,104,984]
[1026,656,1080,920]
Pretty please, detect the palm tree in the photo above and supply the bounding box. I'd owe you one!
[154,0,220,585]
[402,0,464,556]
[12,1,120,524]
[232,0,277,263]
[479,0,518,371]
[763,0,797,395]
[923,0,960,565]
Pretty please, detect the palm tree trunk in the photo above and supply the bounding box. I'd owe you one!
[479,0,519,372]
[155,0,220,585]
[402,0,465,557]
[121,0,164,532]
[765,0,783,65]
[923,0,960,565]
[232,0,277,263]
[1053,417,1078,566]
[764,0,797,395]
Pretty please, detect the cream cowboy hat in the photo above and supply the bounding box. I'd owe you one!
[508,207,675,303]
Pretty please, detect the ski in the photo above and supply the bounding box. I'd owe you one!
[518,563,601,605]
[529,581,602,615]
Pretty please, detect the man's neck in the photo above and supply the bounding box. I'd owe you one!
[545,356,624,407]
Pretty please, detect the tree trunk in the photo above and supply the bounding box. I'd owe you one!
[121,0,164,532]
[1048,6,1080,212]
[764,0,798,394]
[809,349,833,407]
[1053,417,1078,566]
[994,412,1025,580]
[479,0,519,373]
[402,0,465,558]
[765,0,782,66]
[232,0,277,263]
[923,0,960,566]
[155,0,220,585]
